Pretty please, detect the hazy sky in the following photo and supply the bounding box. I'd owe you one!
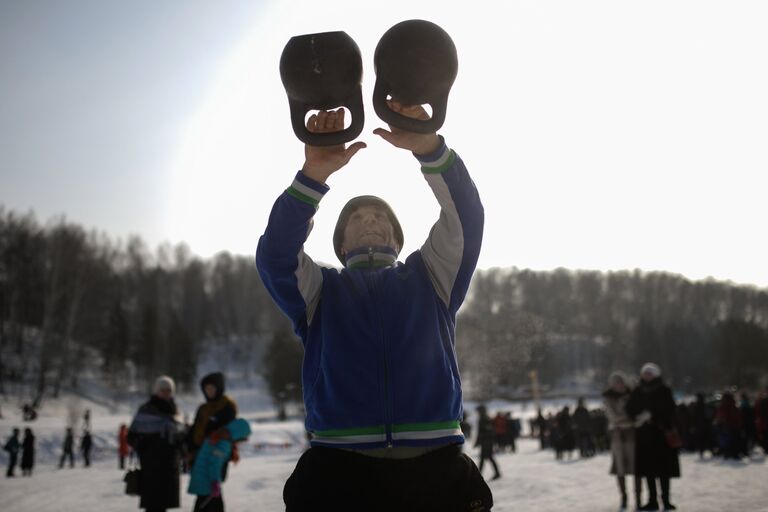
[1,1,767,288]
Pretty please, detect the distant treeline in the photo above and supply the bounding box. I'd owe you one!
[1,208,767,405]
[458,268,768,398]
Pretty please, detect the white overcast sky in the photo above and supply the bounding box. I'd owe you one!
[1,0,766,287]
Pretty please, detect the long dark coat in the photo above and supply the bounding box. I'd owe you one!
[626,377,681,478]
[128,395,184,510]
[21,433,35,470]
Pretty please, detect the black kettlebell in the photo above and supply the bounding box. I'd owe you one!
[279,31,364,146]
[373,20,458,133]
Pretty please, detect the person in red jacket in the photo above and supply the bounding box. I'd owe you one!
[118,423,130,469]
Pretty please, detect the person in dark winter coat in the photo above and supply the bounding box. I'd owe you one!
[119,423,130,469]
[554,406,575,460]
[128,375,185,512]
[626,363,680,511]
[755,387,768,454]
[691,393,713,458]
[603,372,641,511]
[59,427,75,468]
[80,430,93,467]
[573,398,594,458]
[187,372,237,474]
[739,393,756,456]
[714,392,742,460]
[4,428,20,477]
[21,428,35,476]
[474,405,501,481]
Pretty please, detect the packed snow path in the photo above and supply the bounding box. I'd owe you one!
[2,435,767,512]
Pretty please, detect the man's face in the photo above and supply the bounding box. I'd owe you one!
[341,206,399,255]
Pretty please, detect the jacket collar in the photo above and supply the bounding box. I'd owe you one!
[344,246,398,269]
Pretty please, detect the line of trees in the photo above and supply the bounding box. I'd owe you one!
[458,268,768,398]
[2,207,767,406]
[0,208,291,405]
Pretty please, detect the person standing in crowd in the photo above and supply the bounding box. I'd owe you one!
[128,375,185,512]
[555,406,575,460]
[3,428,20,477]
[756,387,768,454]
[627,363,680,511]
[714,392,742,460]
[739,393,756,456]
[691,393,713,458]
[534,409,548,449]
[492,411,508,452]
[118,423,130,469]
[59,427,75,468]
[187,372,237,471]
[188,418,252,512]
[20,428,35,476]
[573,397,594,458]
[80,430,93,467]
[475,405,501,481]
[603,372,641,511]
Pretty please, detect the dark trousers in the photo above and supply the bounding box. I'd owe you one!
[82,449,91,467]
[193,495,224,512]
[646,476,671,505]
[59,450,74,468]
[6,454,17,477]
[478,447,500,478]
[284,445,493,512]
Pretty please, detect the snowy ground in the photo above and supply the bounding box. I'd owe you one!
[2,392,768,511]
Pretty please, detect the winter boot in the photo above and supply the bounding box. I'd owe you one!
[638,502,660,511]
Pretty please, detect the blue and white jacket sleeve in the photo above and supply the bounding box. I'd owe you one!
[416,137,484,315]
[256,172,327,335]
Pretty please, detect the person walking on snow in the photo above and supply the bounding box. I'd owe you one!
[475,405,501,481]
[257,102,489,511]
[188,418,252,512]
[59,427,75,468]
[3,428,20,477]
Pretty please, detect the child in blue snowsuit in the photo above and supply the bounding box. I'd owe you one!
[188,418,251,512]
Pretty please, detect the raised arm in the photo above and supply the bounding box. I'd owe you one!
[374,102,484,314]
[256,110,366,334]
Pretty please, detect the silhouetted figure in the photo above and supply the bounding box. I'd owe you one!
[714,392,742,460]
[627,363,680,511]
[534,409,548,449]
[4,428,20,477]
[739,393,756,456]
[573,397,594,457]
[460,411,472,451]
[80,430,93,467]
[119,423,130,469]
[20,428,35,476]
[756,387,768,454]
[555,406,575,460]
[691,393,713,458]
[475,405,501,480]
[59,428,75,468]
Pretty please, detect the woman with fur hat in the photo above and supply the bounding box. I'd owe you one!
[128,375,186,512]
[626,363,681,511]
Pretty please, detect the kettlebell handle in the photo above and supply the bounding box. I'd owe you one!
[289,95,365,147]
[372,83,449,134]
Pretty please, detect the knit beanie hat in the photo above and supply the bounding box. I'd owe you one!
[333,195,404,265]
[153,375,176,395]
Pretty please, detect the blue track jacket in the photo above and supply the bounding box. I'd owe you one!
[256,138,484,449]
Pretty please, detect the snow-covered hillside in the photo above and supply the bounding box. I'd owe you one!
[1,389,767,512]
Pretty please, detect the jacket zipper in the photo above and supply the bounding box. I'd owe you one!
[367,247,393,447]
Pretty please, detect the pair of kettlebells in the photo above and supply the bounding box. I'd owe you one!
[279,20,458,146]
